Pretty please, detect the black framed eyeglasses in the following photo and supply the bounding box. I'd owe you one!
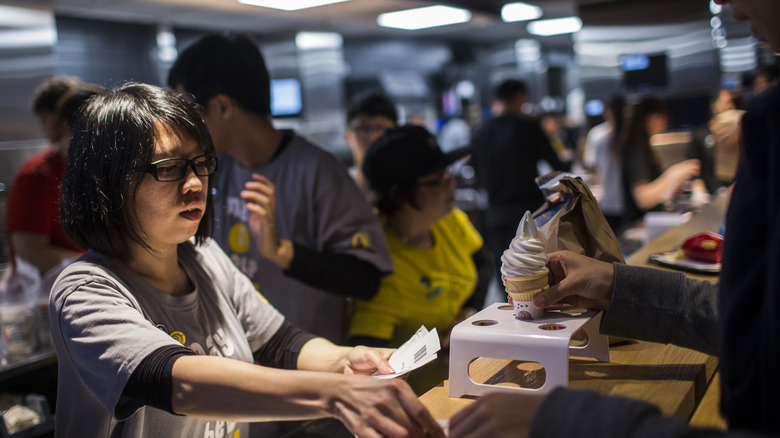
[142,154,218,182]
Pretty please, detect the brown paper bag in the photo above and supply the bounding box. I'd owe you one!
[533,171,625,264]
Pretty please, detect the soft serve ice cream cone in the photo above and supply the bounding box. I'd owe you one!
[501,211,549,320]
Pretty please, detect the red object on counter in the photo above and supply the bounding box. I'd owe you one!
[682,232,724,263]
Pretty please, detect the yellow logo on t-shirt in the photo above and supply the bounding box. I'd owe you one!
[229,223,251,254]
[170,331,186,345]
[351,232,371,249]
[254,286,270,304]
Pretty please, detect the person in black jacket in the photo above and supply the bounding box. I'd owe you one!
[470,79,567,286]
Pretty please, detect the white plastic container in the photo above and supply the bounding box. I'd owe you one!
[0,300,37,356]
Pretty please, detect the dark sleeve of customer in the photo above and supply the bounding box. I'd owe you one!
[530,387,750,438]
[284,242,384,300]
[463,246,492,310]
[601,263,719,356]
[530,121,568,172]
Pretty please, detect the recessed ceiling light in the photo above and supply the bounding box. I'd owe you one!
[295,32,343,49]
[238,0,349,12]
[377,5,472,31]
[527,16,582,36]
[501,2,543,23]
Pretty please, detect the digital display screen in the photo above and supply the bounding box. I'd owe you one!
[271,78,302,117]
[621,53,668,89]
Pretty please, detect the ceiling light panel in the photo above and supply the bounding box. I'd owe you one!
[377,5,472,31]
[501,3,543,23]
[528,16,582,36]
[238,0,349,12]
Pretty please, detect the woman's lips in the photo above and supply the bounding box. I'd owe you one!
[180,208,202,221]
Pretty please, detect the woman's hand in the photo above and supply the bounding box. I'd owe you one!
[330,376,446,438]
[449,392,546,438]
[664,159,701,194]
[342,345,396,376]
[242,173,293,269]
[531,251,615,311]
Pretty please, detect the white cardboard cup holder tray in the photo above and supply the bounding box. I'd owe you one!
[448,303,610,398]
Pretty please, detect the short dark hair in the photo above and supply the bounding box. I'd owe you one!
[494,79,527,103]
[375,183,419,217]
[168,33,271,116]
[60,83,216,260]
[31,76,82,115]
[346,92,398,125]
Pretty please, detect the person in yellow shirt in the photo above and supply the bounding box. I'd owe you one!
[347,125,492,392]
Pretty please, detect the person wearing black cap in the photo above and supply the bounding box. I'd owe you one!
[347,125,493,391]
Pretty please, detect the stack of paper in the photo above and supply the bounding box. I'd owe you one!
[372,326,441,379]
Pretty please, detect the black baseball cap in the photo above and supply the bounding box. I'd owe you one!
[362,125,470,193]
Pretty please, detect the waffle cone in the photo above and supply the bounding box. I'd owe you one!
[504,269,549,301]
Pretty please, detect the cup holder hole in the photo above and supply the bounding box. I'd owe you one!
[472,319,499,326]
[538,323,567,331]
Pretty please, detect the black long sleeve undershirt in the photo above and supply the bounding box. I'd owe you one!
[285,242,385,300]
[121,321,315,414]
[122,344,195,414]
[253,320,316,369]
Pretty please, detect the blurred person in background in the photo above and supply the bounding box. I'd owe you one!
[5,77,100,278]
[709,88,745,187]
[618,97,704,226]
[539,111,575,165]
[167,33,393,346]
[343,91,398,198]
[348,125,492,393]
[589,95,626,231]
[51,82,443,438]
[470,79,567,287]
[448,1,780,436]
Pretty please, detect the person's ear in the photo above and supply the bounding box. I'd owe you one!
[212,93,235,118]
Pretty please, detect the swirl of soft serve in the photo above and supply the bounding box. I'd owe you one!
[500,211,548,278]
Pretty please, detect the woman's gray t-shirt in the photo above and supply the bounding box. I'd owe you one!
[49,239,285,438]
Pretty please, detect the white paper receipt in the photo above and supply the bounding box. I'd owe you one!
[372,326,441,379]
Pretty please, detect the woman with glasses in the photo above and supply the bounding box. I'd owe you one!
[347,125,492,392]
[50,83,443,438]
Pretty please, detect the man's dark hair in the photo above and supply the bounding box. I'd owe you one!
[31,76,82,115]
[346,92,398,125]
[494,79,527,103]
[60,83,216,260]
[168,33,271,116]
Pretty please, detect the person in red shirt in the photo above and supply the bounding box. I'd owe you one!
[5,77,98,275]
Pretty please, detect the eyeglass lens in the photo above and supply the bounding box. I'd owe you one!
[151,154,216,182]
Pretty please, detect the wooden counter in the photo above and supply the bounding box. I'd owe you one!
[419,194,730,428]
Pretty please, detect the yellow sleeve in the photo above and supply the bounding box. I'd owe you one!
[450,208,483,255]
[347,279,400,341]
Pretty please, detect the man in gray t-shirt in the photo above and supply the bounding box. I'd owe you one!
[213,133,392,342]
[169,34,393,343]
